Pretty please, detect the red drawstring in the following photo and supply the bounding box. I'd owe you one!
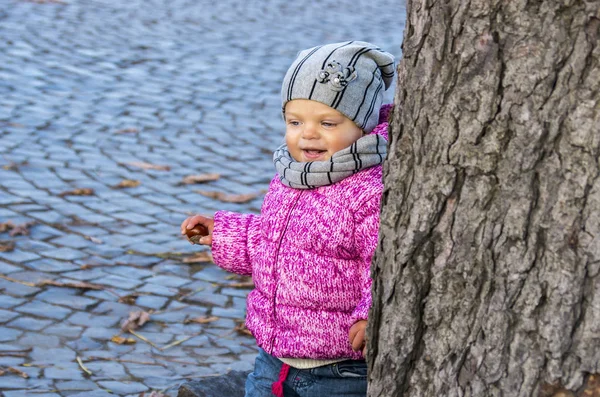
[271,362,290,397]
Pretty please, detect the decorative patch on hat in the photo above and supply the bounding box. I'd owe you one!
[316,61,357,92]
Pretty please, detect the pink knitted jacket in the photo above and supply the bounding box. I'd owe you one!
[211,107,390,360]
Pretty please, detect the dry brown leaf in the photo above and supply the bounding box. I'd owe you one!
[121,311,151,332]
[0,221,13,233]
[37,280,104,290]
[115,128,139,134]
[185,316,219,325]
[58,188,94,197]
[181,173,221,184]
[1,367,29,378]
[111,335,137,345]
[0,241,15,252]
[126,162,171,171]
[182,252,213,263]
[118,293,144,305]
[234,322,252,336]
[195,190,261,204]
[0,221,36,237]
[113,179,141,189]
[9,222,35,237]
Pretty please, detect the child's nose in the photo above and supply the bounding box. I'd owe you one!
[301,124,319,139]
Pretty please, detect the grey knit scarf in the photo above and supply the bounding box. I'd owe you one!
[273,134,387,189]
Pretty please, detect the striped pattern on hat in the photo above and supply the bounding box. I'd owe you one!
[281,41,395,133]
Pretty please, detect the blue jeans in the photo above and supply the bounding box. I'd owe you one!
[245,349,367,397]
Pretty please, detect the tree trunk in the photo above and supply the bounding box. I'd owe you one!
[369,1,600,396]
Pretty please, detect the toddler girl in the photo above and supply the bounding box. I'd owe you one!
[181,41,395,397]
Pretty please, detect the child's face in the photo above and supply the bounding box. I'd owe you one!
[284,99,364,162]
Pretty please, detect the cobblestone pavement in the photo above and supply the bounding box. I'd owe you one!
[0,0,405,395]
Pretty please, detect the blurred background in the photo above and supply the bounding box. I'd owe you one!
[0,0,405,395]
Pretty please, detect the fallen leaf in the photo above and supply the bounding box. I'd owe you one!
[126,162,171,171]
[9,222,36,237]
[58,188,94,197]
[2,367,29,378]
[119,293,142,305]
[234,321,252,336]
[195,190,261,204]
[37,280,105,290]
[181,173,220,184]
[121,311,151,332]
[1,221,36,237]
[182,252,213,263]
[0,222,13,233]
[0,241,15,252]
[185,316,219,324]
[111,335,137,345]
[115,128,139,134]
[113,179,141,189]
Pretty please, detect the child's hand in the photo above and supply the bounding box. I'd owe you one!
[349,320,367,357]
[180,215,214,246]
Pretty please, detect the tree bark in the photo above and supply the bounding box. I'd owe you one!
[369,1,600,396]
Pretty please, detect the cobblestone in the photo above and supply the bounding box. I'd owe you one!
[0,0,404,395]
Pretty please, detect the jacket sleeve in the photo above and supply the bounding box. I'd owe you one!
[350,194,381,323]
[210,210,261,276]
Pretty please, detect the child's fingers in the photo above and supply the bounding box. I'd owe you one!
[180,218,192,234]
[348,323,361,342]
[198,235,213,245]
[348,320,366,342]
[181,215,210,233]
[186,215,211,229]
[351,328,366,351]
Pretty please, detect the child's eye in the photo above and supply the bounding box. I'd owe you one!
[287,121,301,126]
[322,122,337,128]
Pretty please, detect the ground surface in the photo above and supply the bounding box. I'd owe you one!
[0,1,405,395]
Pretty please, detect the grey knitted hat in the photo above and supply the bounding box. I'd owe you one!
[281,41,395,133]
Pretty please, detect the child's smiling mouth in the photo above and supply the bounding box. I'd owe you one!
[302,149,327,160]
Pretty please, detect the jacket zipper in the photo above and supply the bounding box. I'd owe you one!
[269,190,303,353]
